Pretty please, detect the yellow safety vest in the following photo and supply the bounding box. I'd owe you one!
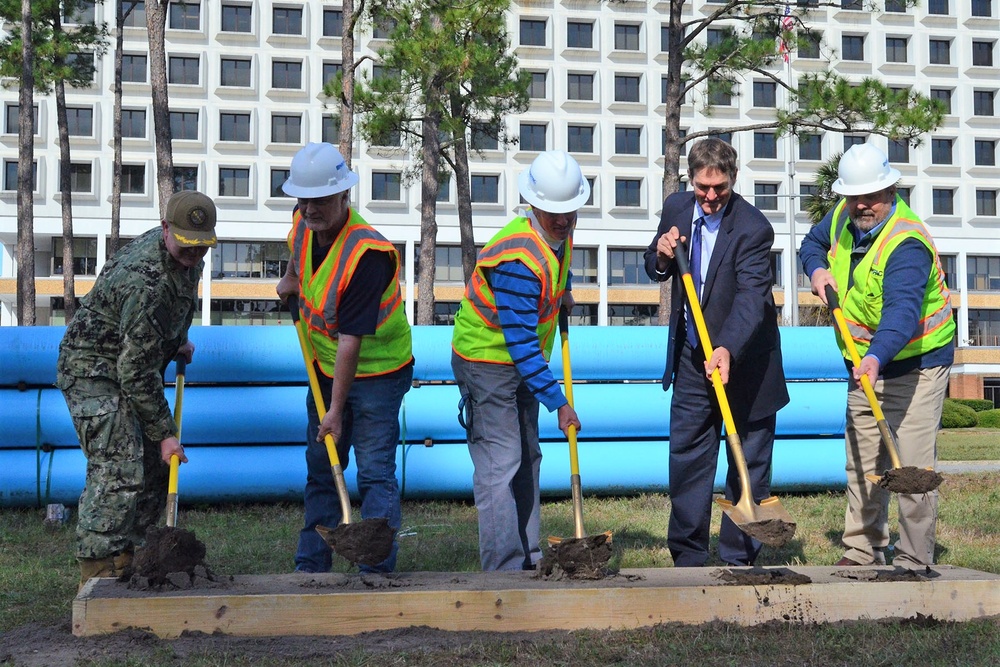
[289,208,412,378]
[452,215,571,364]
[827,196,955,362]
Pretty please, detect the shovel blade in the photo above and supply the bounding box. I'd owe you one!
[716,496,797,547]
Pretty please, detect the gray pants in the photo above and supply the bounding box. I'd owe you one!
[452,352,542,571]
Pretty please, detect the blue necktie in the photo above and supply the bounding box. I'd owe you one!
[686,219,703,347]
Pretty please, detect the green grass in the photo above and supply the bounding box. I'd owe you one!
[938,427,1000,460]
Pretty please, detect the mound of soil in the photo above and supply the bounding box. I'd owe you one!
[125,526,216,590]
[877,467,943,494]
[715,567,812,586]
[537,532,613,580]
[315,518,395,566]
[741,519,797,547]
[834,566,937,582]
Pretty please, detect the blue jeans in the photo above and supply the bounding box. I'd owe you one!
[294,363,412,573]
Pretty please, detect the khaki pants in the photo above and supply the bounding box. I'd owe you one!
[841,365,949,567]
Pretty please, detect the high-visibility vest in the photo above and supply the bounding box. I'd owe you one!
[827,196,955,362]
[290,208,412,378]
[452,215,571,364]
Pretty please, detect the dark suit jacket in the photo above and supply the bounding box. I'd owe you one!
[643,191,789,423]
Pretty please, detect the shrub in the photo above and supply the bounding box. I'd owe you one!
[950,398,995,413]
[941,399,978,428]
[975,409,1000,429]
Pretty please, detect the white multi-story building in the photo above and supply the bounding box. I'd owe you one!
[1,1,998,400]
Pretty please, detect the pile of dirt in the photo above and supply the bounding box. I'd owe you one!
[315,518,395,566]
[125,526,217,590]
[536,532,613,580]
[877,467,943,494]
[834,566,937,582]
[715,567,812,586]
[741,519,797,547]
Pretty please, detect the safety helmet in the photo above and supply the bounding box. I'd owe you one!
[281,142,359,198]
[517,150,591,214]
[832,143,901,197]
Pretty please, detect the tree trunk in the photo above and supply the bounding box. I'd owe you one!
[416,109,442,325]
[55,74,77,322]
[146,0,173,215]
[339,0,357,165]
[16,0,36,325]
[450,96,476,284]
[110,3,136,257]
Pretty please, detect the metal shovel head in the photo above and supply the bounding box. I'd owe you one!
[716,496,797,547]
[315,518,396,567]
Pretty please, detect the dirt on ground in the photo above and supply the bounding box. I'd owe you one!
[315,518,396,566]
[125,526,217,590]
[537,532,614,579]
[877,467,944,494]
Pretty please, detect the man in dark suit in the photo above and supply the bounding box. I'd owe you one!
[643,138,789,567]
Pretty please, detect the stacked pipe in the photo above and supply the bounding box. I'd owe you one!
[0,326,848,508]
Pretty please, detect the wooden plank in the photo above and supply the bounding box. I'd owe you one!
[73,566,1000,638]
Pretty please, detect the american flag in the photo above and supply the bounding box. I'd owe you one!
[778,5,794,63]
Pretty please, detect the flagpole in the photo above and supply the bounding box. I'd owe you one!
[783,6,799,327]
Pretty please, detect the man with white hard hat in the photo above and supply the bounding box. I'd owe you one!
[277,142,413,573]
[800,142,954,568]
[451,149,585,571]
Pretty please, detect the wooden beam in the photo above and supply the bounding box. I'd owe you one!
[73,565,1000,638]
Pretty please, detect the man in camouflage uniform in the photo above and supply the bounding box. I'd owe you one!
[57,190,217,586]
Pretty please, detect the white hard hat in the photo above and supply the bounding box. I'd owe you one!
[832,143,901,197]
[282,142,359,198]
[517,150,590,214]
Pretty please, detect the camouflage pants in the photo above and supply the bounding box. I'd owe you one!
[61,378,168,560]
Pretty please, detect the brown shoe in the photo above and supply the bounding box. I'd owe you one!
[78,557,117,590]
[835,556,864,566]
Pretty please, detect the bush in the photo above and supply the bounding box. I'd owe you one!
[942,399,978,428]
[950,398,995,413]
[975,409,1000,428]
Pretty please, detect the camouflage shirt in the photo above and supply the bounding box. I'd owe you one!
[56,227,202,443]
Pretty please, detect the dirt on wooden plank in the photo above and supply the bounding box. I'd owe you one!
[125,526,218,590]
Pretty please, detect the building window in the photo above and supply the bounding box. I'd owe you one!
[271,114,301,144]
[62,162,93,193]
[884,0,907,11]
[972,0,992,17]
[769,251,783,287]
[371,16,396,39]
[976,190,998,216]
[938,254,957,290]
[973,90,996,116]
[323,8,343,36]
[571,247,598,284]
[754,183,779,210]
[470,122,499,151]
[3,160,33,190]
[932,188,954,215]
[752,81,776,108]
[220,112,251,142]
[754,132,777,159]
[121,164,145,194]
[562,124,593,154]
[607,249,650,285]
[567,73,594,101]
[168,55,199,85]
[799,183,820,212]
[972,41,994,67]
[272,7,303,35]
[615,178,641,207]
[221,58,252,87]
[585,177,596,205]
[929,39,951,65]
[614,23,640,51]
[567,21,593,48]
[841,0,863,8]
[221,4,252,33]
[67,52,96,83]
[64,0,96,24]
[321,115,340,144]
[122,1,146,27]
[212,241,290,278]
[426,245,464,282]
[885,37,907,63]
[615,126,641,155]
[887,139,909,164]
[519,123,546,151]
[169,110,199,140]
[930,88,952,114]
[520,18,546,46]
[970,311,1000,348]
[322,62,342,87]
[660,24,671,52]
[844,135,866,151]
[471,174,499,203]
[614,75,641,103]
[219,167,250,197]
[66,107,94,136]
[528,71,546,99]
[800,31,821,59]
[608,304,658,326]
[928,0,949,13]
[975,139,996,166]
[931,138,953,165]
[842,35,865,61]
[372,172,402,201]
[122,54,147,83]
[173,165,198,192]
[799,134,822,160]
[708,81,731,106]
[121,108,146,138]
[168,1,200,30]
[269,168,290,197]
[968,256,1000,290]
[272,60,302,89]
[53,237,98,276]
[897,186,911,205]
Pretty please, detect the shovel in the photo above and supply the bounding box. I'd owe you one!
[544,307,612,577]
[165,358,185,528]
[287,295,395,567]
[824,285,943,494]
[674,242,796,547]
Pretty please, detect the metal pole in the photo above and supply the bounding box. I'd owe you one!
[785,56,799,327]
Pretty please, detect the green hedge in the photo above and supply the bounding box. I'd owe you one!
[942,399,978,428]
[949,398,995,412]
[976,409,1000,429]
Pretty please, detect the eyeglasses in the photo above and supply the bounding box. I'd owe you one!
[297,193,340,208]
